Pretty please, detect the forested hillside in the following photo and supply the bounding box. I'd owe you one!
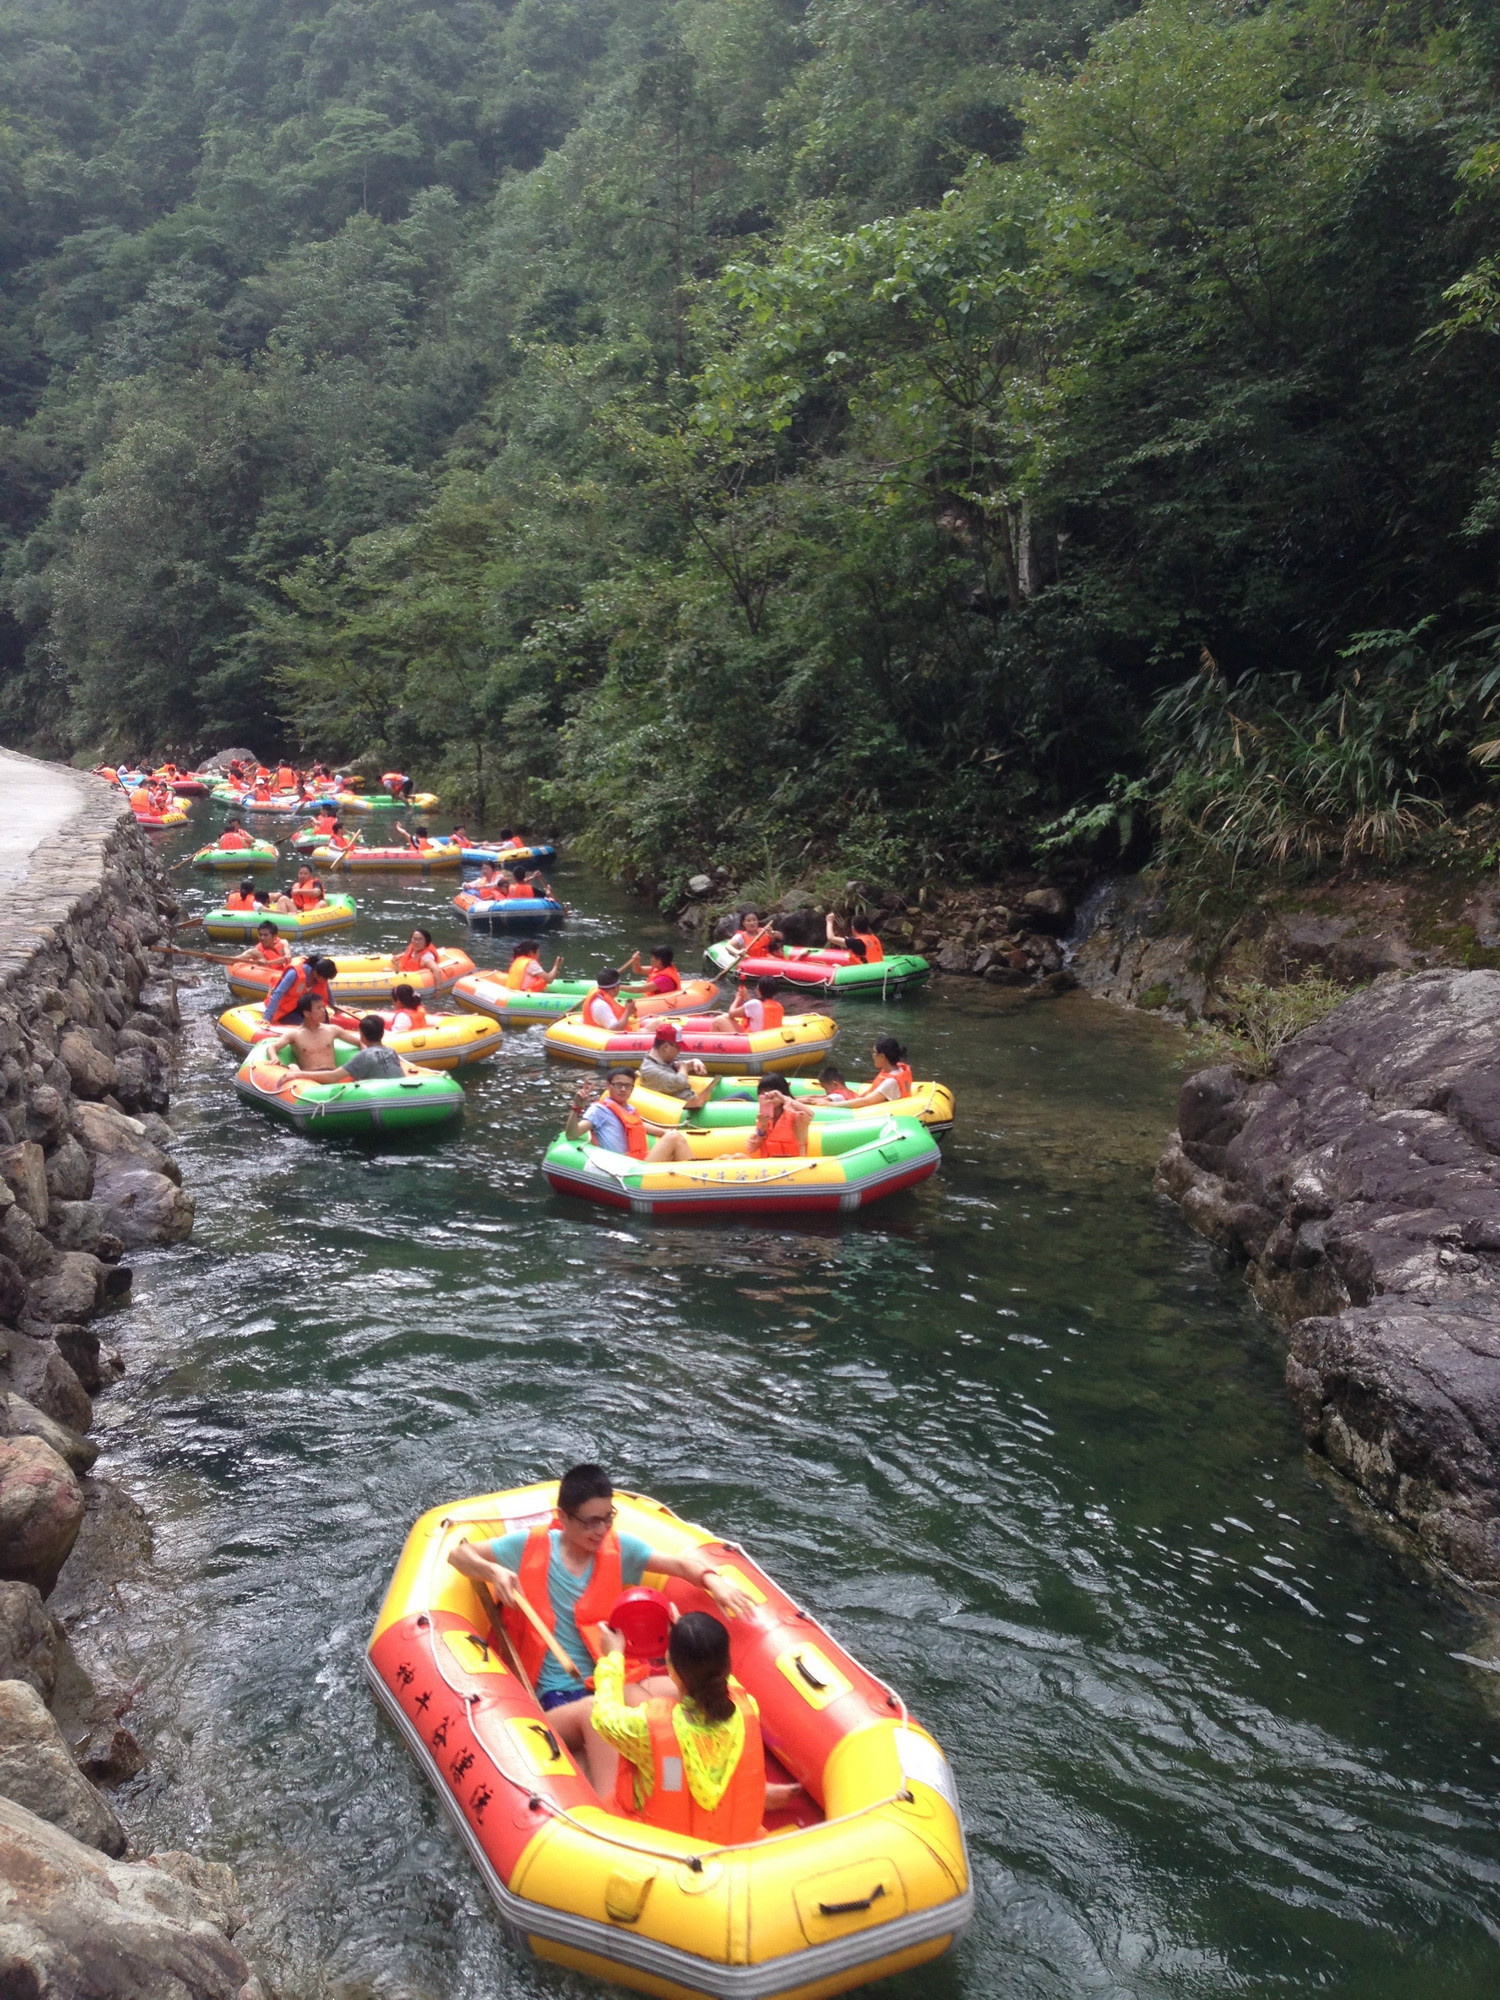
[4,0,1500,898]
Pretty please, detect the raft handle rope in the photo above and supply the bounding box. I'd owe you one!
[584,1152,823,1192]
[418,1523,920,1868]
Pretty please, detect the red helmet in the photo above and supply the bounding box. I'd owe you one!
[609,1586,671,1660]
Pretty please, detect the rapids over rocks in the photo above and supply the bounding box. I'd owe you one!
[78,834,1500,1999]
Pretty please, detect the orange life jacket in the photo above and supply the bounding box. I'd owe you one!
[592,1095,649,1158]
[218,829,251,849]
[757,1104,801,1157]
[391,1004,427,1031]
[822,1084,855,1101]
[381,771,406,792]
[291,883,323,909]
[505,1525,623,1685]
[887,1061,914,1097]
[734,928,772,958]
[224,890,256,911]
[256,940,290,965]
[252,785,271,802]
[313,813,337,832]
[647,966,682,992]
[275,766,297,790]
[584,988,627,1027]
[854,932,884,963]
[267,963,331,1025]
[129,788,150,810]
[501,836,525,850]
[614,1693,765,1845]
[505,955,545,991]
[741,996,783,1031]
[397,946,436,974]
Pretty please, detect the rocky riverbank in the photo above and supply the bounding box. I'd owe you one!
[0,751,262,1997]
[1157,968,1500,1592]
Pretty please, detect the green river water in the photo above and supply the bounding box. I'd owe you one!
[74,820,1500,1999]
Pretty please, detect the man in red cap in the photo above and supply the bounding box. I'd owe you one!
[638,1026,715,1109]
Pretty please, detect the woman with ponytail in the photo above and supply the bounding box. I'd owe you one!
[590,1611,796,1840]
[814,1035,914,1110]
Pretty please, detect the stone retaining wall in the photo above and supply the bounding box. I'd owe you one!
[0,751,262,1997]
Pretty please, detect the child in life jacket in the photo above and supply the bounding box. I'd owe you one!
[590,1611,799,1836]
[730,978,784,1034]
[808,1063,856,1102]
[387,983,428,1033]
[824,910,884,963]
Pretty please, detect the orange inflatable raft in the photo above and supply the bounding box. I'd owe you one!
[367,1483,971,2000]
[224,948,475,1007]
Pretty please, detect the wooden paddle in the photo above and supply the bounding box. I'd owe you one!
[476,1580,535,1689]
[148,942,247,966]
[507,1583,584,1680]
[330,827,364,871]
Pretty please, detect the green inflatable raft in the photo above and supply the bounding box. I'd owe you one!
[193,840,278,871]
[234,1045,464,1136]
[202,894,356,941]
[703,940,930,996]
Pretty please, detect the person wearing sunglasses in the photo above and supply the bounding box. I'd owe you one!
[448,1464,757,1791]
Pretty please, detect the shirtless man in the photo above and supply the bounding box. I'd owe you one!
[260,993,347,1069]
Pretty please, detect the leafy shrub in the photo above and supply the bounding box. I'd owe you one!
[1186,975,1350,1078]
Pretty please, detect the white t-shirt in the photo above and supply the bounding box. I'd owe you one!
[584,992,624,1029]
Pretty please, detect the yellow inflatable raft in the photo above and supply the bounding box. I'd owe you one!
[367,1484,971,2000]
[215,1003,503,1070]
[632,1075,956,1138]
[543,1013,838,1075]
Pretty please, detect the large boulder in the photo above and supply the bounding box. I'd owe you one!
[1,1328,92,1434]
[0,1584,57,1702]
[0,1144,49,1228]
[1158,969,1500,1585]
[44,1138,93,1205]
[29,1253,106,1327]
[90,1164,194,1248]
[71,1103,179,1183]
[57,1030,117,1102]
[6,1395,98,1476]
[0,1797,265,1997]
[0,1679,126,1855]
[0,1437,84,1595]
[0,1253,28,1328]
[47,1199,125,1261]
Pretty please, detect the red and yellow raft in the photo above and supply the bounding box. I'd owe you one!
[367,1484,971,2000]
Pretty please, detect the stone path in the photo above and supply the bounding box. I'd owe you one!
[0,750,96,898]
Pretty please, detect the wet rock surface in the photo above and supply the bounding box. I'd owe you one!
[0,1797,263,1999]
[0,1678,126,1855]
[0,752,258,1989]
[1157,969,1500,1587]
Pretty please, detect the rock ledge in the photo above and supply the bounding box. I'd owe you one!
[1157,968,1500,1586]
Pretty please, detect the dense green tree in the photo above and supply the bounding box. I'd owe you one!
[3,0,1500,901]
